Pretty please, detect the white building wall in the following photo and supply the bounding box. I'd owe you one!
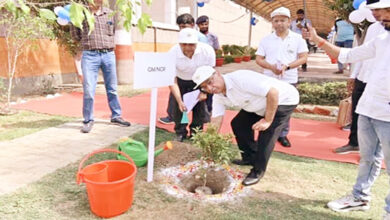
[198,0,272,48]
[135,0,273,49]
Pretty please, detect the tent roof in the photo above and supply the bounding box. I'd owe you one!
[232,0,337,35]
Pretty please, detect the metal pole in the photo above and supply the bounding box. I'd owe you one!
[193,0,198,21]
[303,0,307,17]
[248,11,252,48]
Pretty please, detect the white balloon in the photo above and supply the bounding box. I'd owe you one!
[358,1,367,10]
[349,10,365,24]
[197,0,204,2]
[203,0,211,2]
[54,6,63,15]
[57,17,69,26]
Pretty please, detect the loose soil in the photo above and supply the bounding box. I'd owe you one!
[154,141,202,168]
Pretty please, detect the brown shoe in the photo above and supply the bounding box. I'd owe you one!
[333,70,344,74]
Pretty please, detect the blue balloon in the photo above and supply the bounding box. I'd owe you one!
[58,9,70,21]
[197,2,205,7]
[251,17,256,26]
[353,0,365,9]
[64,4,71,11]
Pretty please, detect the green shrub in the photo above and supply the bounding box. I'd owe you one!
[297,81,348,106]
[191,125,238,166]
[224,55,233,64]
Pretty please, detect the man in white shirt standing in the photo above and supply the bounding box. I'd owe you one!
[192,66,299,186]
[256,7,308,148]
[334,3,385,154]
[169,28,215,142]
[302,1,390,216]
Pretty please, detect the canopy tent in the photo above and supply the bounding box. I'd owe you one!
[232,0,337,35]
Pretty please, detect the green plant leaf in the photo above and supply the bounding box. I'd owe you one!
[69,3,85,29]
[83,8,95,35]
[137,13,152,34]
[18,0,30,14]
[145,0,153,6]
[5,0,17,14]
[39,9,56,21]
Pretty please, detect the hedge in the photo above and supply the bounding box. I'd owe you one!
[297,81,348,106]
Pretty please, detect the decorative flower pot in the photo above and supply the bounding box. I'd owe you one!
[242,56,251,62]
[233,57,242,63]
[216,57,224,67]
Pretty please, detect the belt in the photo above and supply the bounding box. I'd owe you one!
[89,48,114,53]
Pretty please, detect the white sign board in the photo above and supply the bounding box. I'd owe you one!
[133,52,176,182]
[134,52,175,89]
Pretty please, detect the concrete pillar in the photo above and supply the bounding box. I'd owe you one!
[110,0,141,85]
[115,30,134,85]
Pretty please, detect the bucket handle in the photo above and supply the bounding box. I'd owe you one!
[77,149,135,184]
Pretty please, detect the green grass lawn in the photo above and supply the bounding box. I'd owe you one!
[0,128,386,220]
[0,110,74,141]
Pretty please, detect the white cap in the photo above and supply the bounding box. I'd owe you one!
[192,66,216,89]
[178,28,198,44]
[366,0,390,9]
[271,7,291,18]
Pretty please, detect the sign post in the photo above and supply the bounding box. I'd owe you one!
[134,52,175,182]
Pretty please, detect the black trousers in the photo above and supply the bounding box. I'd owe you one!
[172,77,208,136]
[348,79,366,147]
[231,105,296,175]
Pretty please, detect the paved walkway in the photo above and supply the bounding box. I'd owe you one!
[0,120,146,195]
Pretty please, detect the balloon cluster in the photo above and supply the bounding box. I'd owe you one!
[251,17,259,26]
[54,5,71,26]
[197,0,210,7]
[349,1,376,24]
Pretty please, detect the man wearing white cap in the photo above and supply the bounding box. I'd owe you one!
[169,28,215,142]
[192,66,299,186]
[255,7,308,148]
[302,1,390,216]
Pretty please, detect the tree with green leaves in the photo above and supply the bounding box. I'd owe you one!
[0,10,54,113]
[0,0,152,113]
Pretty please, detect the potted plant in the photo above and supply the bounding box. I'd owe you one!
[215,49,224,67]
[242,46,251,62]
[250,47,257,60]
[221,44,230,57]
[230,45,243,63]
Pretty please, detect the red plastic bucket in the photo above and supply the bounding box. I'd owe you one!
[77,149,137,218]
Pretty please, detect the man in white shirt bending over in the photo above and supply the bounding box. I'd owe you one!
[303,1,390,216]
[192,66,299,186]
[256,7,308,148]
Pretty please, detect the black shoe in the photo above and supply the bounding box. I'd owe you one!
[278,137,291,147]
[242,169,261,186]
[158,116,174,124]
[232,159,251,166]
[175,134,186,142]
[111,117,131,127]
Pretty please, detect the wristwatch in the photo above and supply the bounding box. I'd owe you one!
[286,65,291,70]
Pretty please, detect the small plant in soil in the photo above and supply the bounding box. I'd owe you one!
[188,125,239,195]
